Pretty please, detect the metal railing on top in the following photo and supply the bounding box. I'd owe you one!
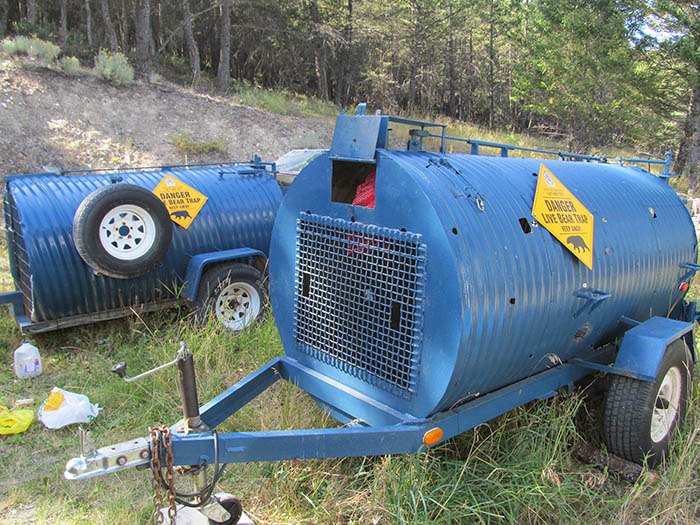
[420,131,675,178]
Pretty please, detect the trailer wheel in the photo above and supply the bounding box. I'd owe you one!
[73,184,172,279]
[603,339,693,466]
[195,263,267,331]
[209,494,242,525]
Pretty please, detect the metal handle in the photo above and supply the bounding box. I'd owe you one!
[110,342,189,383]
[680,263,700,272]
[575,288,612,302]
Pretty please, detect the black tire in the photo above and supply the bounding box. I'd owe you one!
[603,339,693,466]
[195,263,268,332]
[73,184,173,279]
[209,495,242,525]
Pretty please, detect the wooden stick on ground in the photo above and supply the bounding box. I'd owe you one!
[572,441,655,483]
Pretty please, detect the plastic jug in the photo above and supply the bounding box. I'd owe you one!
[13,340,42,379]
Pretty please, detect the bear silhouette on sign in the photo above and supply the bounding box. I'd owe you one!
[171,210,192,220]
[566,235,589,253]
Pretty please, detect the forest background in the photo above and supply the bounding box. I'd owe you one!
[0,0,698,192]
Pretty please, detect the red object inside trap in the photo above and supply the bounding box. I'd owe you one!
[352,169,376,208]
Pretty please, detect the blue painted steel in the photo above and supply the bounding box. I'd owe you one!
[181,248,265,302]
[0,290,24,312]
[329,114,387,162]
[3,163,282,329]
[613,316,693,380]
[330,110,448,162]
[169,354,594,465]
[0,291,31,329]
[199,357,419,430]
[270,113,697,422]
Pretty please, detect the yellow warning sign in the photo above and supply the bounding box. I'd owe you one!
[532,164,594,269]
[153,174,208,230]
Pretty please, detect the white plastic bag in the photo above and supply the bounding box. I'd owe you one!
[38,388,100,429]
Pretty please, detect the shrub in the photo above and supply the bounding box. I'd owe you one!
[93,50,134,86]
[59,56,80,75]
[13,36,30,54]
[1,38,17,55]
[12,20,52,40]
[169,132,227,157]
[27,38,60,65]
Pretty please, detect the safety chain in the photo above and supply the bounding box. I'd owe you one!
[149,426,177,524]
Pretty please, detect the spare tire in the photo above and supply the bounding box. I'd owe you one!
[73,184,173,279]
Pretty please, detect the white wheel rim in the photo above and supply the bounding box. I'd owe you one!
[214,281,261,331]
[99,204,157,261]
[650,366,683,443]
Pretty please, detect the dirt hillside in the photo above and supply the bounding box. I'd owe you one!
[0,57,332,175]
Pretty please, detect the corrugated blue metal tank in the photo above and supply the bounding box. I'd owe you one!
[5,165,282,322]
[270,143,697,419]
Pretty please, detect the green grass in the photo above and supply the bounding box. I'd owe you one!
[231,80,339,120]
[168,132,227,158]
[0,298,699,523]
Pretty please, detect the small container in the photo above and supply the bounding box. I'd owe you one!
[14,340,42,379]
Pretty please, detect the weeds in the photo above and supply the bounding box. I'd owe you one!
[27,38,60,66]
[168,132,226,157]
[11,35,30,54]
[1,38,16,55]
[93,50,134,86]
[2,36,60,66]
[59,56,80,76]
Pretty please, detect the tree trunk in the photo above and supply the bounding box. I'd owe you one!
[217,0,231,90]
[488,0,495,129]
[182,0,200,83]
[447,3,456,118]
[153,0,162,50]
[677,84,700,196]
[467,30,473,120]
[85,0,93,47]
[310,0,328,100]
[135,0,155,77]
[99,0,119,51]
[407,3,421,113]
[0,0,8,38]
[335,0,352,106]
[119,0,128,50]
[59,0,68,43]
[26,0,37,25]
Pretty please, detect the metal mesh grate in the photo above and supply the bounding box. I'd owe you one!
[294,214,427,398]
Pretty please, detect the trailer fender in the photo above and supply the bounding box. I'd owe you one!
[612,316,694,381]
[182,248,265,302]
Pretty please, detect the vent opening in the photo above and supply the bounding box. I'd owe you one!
[519,217,532,234]
[301,272,310,297]
[332,160,376,208]
[390,302,402,331]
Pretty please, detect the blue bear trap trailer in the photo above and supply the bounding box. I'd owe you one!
[0,160,282,333]
[65,107,698,524]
